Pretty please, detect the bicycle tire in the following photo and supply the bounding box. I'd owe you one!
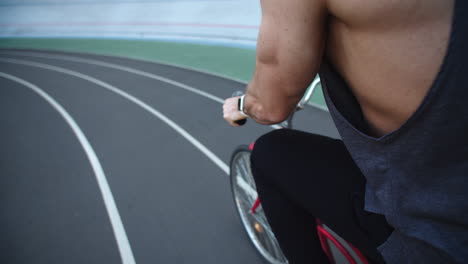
[230,145,288,264]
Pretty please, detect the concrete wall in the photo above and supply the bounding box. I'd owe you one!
[0,0,261,47]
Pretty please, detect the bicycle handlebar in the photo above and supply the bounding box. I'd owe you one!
[297,77,320,110]
[231,76,321,127]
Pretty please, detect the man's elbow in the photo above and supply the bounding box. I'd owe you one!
[253,105,291,125]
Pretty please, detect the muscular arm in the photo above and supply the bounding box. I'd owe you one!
[243,0,328,124]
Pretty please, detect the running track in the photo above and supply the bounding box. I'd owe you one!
[0,49,339,264]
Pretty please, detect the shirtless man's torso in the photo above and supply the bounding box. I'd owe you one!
[224,0,455,136]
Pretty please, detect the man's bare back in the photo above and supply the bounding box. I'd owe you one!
[224,0,455,137]
[327,0,455,136]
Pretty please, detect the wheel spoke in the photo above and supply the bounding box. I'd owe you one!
[241,154,255,186]
[235,173,258,200]
[231,149,288,264]
[239,156,252,184]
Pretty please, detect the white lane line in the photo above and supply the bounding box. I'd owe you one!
[0,72,136,264]
[0,51,225,103]
[0,57,230,175]
[0,50,247,91]
[0,51,283,129]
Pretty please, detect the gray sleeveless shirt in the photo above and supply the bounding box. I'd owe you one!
[320,1,468,263]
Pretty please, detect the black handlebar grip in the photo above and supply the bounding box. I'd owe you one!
[234,118,247,126]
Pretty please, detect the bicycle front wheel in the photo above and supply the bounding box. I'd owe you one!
[230,145,288,264]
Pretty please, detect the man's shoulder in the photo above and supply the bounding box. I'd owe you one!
[326,0,451,28]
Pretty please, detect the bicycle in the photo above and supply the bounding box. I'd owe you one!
[229,78,370,264]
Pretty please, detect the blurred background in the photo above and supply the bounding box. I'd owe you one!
[0,0,260,81]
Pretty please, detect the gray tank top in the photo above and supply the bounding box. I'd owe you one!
[320,1,468,263]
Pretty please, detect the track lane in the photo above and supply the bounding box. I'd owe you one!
[0,73,122,264]
[0,53,274,163]
[0,57,230,174]
[0,50,339,159]
[0,72,136,264]
[0,60,264,263]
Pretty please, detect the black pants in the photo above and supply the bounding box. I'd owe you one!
[250,129,393,264]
